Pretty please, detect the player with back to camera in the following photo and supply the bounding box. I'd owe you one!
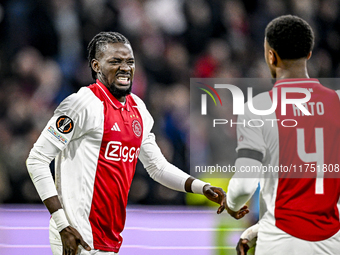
[225,15,340,254]
[26,31,227,255]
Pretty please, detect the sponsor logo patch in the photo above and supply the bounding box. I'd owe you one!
[47,126,68,144]
[56,116,74,134]
[132,119,142,137]
[105,141,140,162]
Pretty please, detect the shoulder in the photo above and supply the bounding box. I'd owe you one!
[244,91,272,114]
[55,87,102,119]
[252,91,272,103]
[63,87,99,106]
[130,93,147,109]
[130,93,152,119]
[130,93,151,116]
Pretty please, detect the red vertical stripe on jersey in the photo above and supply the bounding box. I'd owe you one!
[88,81,143,252]
[270,79,340,241]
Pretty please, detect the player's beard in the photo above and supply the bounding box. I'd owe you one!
[108,81,132,99]
[101,72,132,99]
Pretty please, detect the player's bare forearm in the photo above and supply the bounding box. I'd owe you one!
[43,195,63,214]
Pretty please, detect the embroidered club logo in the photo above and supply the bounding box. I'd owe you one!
[56,115,74,134]
[132,119,142,137]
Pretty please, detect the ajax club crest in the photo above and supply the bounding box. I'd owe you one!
[132,119,142,137]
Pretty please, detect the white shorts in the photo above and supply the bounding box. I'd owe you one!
[49,219,118,255]
[256,217,340,255]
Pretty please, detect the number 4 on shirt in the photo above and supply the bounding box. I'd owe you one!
[297,128,324,194]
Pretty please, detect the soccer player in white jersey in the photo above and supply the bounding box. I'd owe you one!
[26,32,227,255]
[226,15,340,254]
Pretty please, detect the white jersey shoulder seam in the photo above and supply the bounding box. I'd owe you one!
[131,93,147,109]
[57,87,101,119]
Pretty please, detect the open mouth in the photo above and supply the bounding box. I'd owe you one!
[116,76,130,85]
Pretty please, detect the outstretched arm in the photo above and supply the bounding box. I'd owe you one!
[139,133,226,214]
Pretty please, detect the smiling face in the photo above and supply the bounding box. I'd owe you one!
[91,42,135,101]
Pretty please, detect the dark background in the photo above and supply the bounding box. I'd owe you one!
[0,0,339,205]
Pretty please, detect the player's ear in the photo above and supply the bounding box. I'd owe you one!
[268,49,278,66]
[307,51,312,60]
[91,59,100,73]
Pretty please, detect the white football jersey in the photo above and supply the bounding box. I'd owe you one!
[28,80,190,252]
[235,79,340,241]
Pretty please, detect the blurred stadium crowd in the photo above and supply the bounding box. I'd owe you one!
[0,0,339,204]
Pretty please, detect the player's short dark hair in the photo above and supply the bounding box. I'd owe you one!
[265,15,314,60]
[87,31,131,79]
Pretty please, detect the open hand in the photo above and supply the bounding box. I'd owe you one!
[226,204,249,219]
[203,185,227,214]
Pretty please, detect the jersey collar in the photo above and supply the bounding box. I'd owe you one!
[274,78,320,87]
[95,79,131,111]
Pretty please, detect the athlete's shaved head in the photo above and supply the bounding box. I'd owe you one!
[265,15,314,60]
[87,32,131,79]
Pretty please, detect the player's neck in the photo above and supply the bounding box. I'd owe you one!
[276,69,310,79]
[276,59,310,79]
[119,97,126,105]
[116,96,126,103]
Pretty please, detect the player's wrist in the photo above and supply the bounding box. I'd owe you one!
[240,223,259,248]
[191,179,210,195]
[52,209,70,232]
[226,195,239,212]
